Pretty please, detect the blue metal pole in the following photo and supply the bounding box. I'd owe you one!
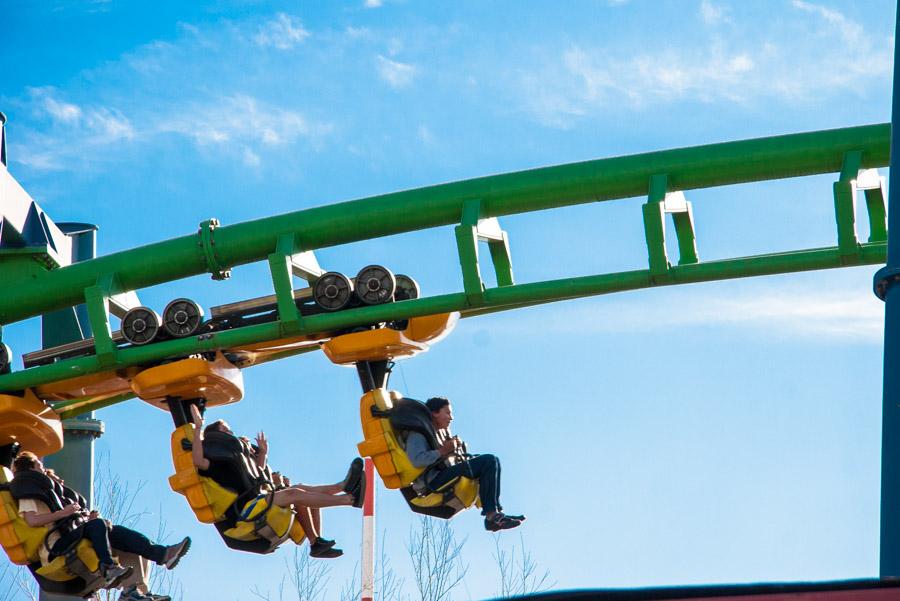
[874,0,900,579]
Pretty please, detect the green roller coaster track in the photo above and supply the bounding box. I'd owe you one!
[0,123,890,421]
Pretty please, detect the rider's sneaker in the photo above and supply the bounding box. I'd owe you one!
[143,592,173,601]
[350,469,367,508]
[310,540,344,559]
[484,513,523,532]
[341,458,364,494]
[100,563,132,589]
[162,536,191,569]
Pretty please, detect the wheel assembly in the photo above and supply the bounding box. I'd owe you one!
[122,307,162,345]
[355,265,396,305]
[313,272,354,311]
[394,274,420,301]
[163,298,205,338]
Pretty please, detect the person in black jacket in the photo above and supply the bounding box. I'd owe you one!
[189,404,364,558]
[12,452,190,598]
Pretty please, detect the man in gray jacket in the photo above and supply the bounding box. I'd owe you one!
[404,397,524,531]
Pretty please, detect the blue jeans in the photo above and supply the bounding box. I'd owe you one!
[427,454,502,515]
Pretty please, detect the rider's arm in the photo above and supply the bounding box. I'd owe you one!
[406,432,443,468]
[19,499,76,528]
[189,405,210,471]
[192,426,210,471]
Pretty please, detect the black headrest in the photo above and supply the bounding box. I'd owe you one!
[388,398,436,440]
[9,470,59,507]
[203,431,244,462]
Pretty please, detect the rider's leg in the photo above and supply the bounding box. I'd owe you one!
[273,488,353,509]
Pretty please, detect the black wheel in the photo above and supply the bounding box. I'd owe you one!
[122,307,161,345]
[0,342,11,374]
[355,265,396,305]
[394,274,420,301]
[313,272,354,311]
[163,298,205,338]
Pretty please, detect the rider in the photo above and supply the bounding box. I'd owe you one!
[12,452,190,599]
[403,396,525,531]
[188,404,364,558]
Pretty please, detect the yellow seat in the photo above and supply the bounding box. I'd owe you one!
[0,467,106,596]
[167,424,238,523]
[357,389,479,518]
[167,425,304,552]
[0,467,46,565]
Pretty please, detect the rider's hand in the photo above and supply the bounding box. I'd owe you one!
[189,404,204,426]
[439,438,457,457]
[255,431,268,456]
[88,510,100,520]
[58,505,78,518]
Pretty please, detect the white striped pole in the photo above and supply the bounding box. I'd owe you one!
[361,457,376,601]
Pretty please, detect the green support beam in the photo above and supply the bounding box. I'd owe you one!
[0,240,886,397]
[0,123,889,326]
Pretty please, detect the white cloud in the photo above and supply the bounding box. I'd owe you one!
[364,0,383,7]
[376,55,418,88]
[160,94,330,152]
[699,0,729,25]
[490,285,884,345]
[254,13,309,50]
[517,2,890,128]
[41,95,82,124]
[417,124,435,145]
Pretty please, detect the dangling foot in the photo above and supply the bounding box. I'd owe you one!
[310,539,344,558]
[484,513,523,532]
[349,467,367,508]
[313,536,336,548]
[162,536,191,569]
[341,457,364,494]
[100,563,132,589]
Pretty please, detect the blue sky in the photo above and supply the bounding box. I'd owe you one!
[1,0,896,599]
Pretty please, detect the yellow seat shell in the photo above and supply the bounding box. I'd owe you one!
[323,312,458,365]
[0,390,63,456]
[132,353,243,410]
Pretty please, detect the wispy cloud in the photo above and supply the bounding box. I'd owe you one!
[16,88,135,170]
[364,0,383,7]
[517,1,890,128]
[253,13,309,50]
[699,0,730,25]
[376,55,418,88]
[158,94,331,166]
[490,285,883,344]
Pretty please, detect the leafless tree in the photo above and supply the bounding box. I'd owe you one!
[0,561,37,601]
[406,518,467,601]
[492,534,554,598]
[251,543,330,601]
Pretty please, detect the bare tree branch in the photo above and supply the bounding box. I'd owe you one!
[492,533,554,598]
[407,517,468,601]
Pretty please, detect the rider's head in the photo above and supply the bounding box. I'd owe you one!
[12,451,44,474]
[426,397,453,430]
[205,420,233,436]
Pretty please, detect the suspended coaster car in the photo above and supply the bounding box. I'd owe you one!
[0,446,110,598]
[357,389,479,519]
[130,358,304,554]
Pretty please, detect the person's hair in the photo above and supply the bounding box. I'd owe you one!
[12,451,40,473]
[425,397,450,414]
[204,420,229,436]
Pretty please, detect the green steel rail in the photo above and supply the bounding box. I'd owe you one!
[0,123,890,415]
